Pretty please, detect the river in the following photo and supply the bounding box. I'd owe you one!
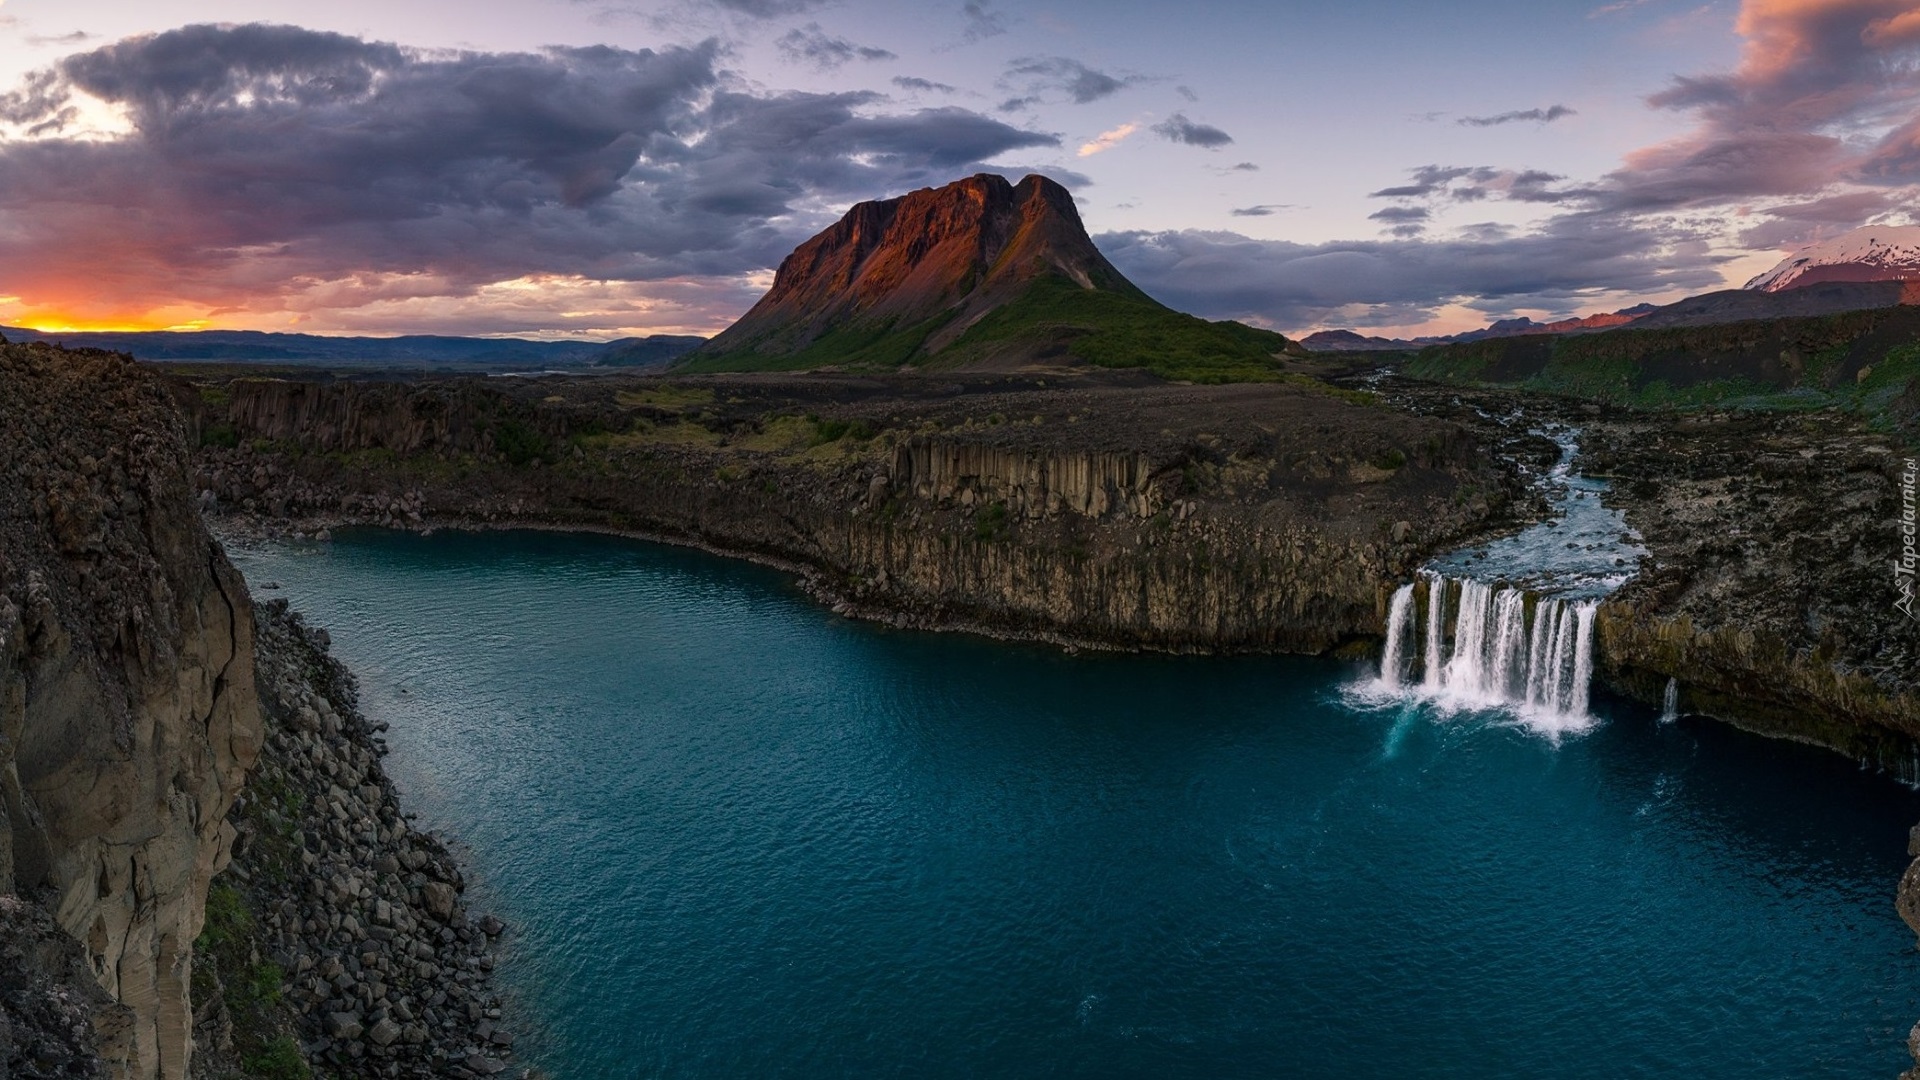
[231,528,1920,1078]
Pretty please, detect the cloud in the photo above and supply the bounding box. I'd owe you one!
[1368,205,1430,237]
[775,24,895,69]
[0,23,1059,330]
[1457,104,1576,127]
[1151,112,1233,148]
[1229,204,1295,217]
[1097,214,1730,331]
[1175,84,1198,102]
[1368,163,1591,205]
[1230,161,1259,171]
[705,0,829,16]
[1588,0,1654,16]
[26,31,96,46]
[1003,55,1145,105]
[1864,8,1920,45]
[1077,121,1137,157]
[1733,188,1908,248]
[892,75,957,94]
[1607,0,1920,208]
[1368,206,1431,223]
[1367,164,1490,198]
[960,0,1007,43]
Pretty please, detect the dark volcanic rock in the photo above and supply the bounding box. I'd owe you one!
[189,601,514,1080]
[1578,410,1920,761]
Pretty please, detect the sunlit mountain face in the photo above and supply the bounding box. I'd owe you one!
[0,0,1915,341]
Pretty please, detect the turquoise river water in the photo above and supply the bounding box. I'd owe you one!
[231,528,1920,1078]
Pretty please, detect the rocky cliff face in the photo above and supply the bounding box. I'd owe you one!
[188,370,1534,655]
[1,343,262,1079]
[698,173,1144,364]
[1577,410,1920,767]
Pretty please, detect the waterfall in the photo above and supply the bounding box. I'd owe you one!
[1380,584,1415,688]
[1660,678,1679,722]
[1375,572,1600,725]
[1421,571,1446,693]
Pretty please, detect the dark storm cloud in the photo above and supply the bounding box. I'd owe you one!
[0,23,1059,315]
[1151,112,1232,148]
[1457,104,1576,127]
[1003,56,1144,105]
[893,76,958,94]
[775,24,896,70]
[1097,213,1729,331]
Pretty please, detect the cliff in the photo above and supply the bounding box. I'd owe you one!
[1578,409,1920,766]
[0,343,262,1078]
[188,370,1537,655]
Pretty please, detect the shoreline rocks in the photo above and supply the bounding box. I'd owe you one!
[189,598,523,1080]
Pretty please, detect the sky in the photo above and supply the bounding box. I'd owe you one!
[0,0,1914,339]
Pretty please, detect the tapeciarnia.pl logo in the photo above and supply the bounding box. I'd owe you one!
[1899,457,1918,620]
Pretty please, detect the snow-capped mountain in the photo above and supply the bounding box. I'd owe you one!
[1746,224,1920,292]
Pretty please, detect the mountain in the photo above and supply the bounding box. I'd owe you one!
[1622,280,1920,329]
[1300,304,1657,352]
[682,173,1298,382]
[1747,224,1920,292]
[0,326,706,368]
[590,335,707,368]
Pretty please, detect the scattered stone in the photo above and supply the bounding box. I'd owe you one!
[326,1013,365,1041]
[187,602,513,1079]
[421,883,457,923]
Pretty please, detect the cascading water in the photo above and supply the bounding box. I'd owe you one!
[1361,423,1640,735]
[1661,678,1680,722]
[1376,573,1599,728]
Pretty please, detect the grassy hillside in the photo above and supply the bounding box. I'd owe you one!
[677,275,1296,384]
[1404,305,1920,435]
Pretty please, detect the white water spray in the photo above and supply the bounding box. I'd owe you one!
[1376,572,1600,728]
[1661,678,1679,723]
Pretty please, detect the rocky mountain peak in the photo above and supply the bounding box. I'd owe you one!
[695,172,1145,364]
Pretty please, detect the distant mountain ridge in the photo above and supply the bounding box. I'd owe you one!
[0,326,704,368]
[1300,305,1657,352]
[683,173,1300,381]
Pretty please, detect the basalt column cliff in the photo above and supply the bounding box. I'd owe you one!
[0,343,262,1079]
